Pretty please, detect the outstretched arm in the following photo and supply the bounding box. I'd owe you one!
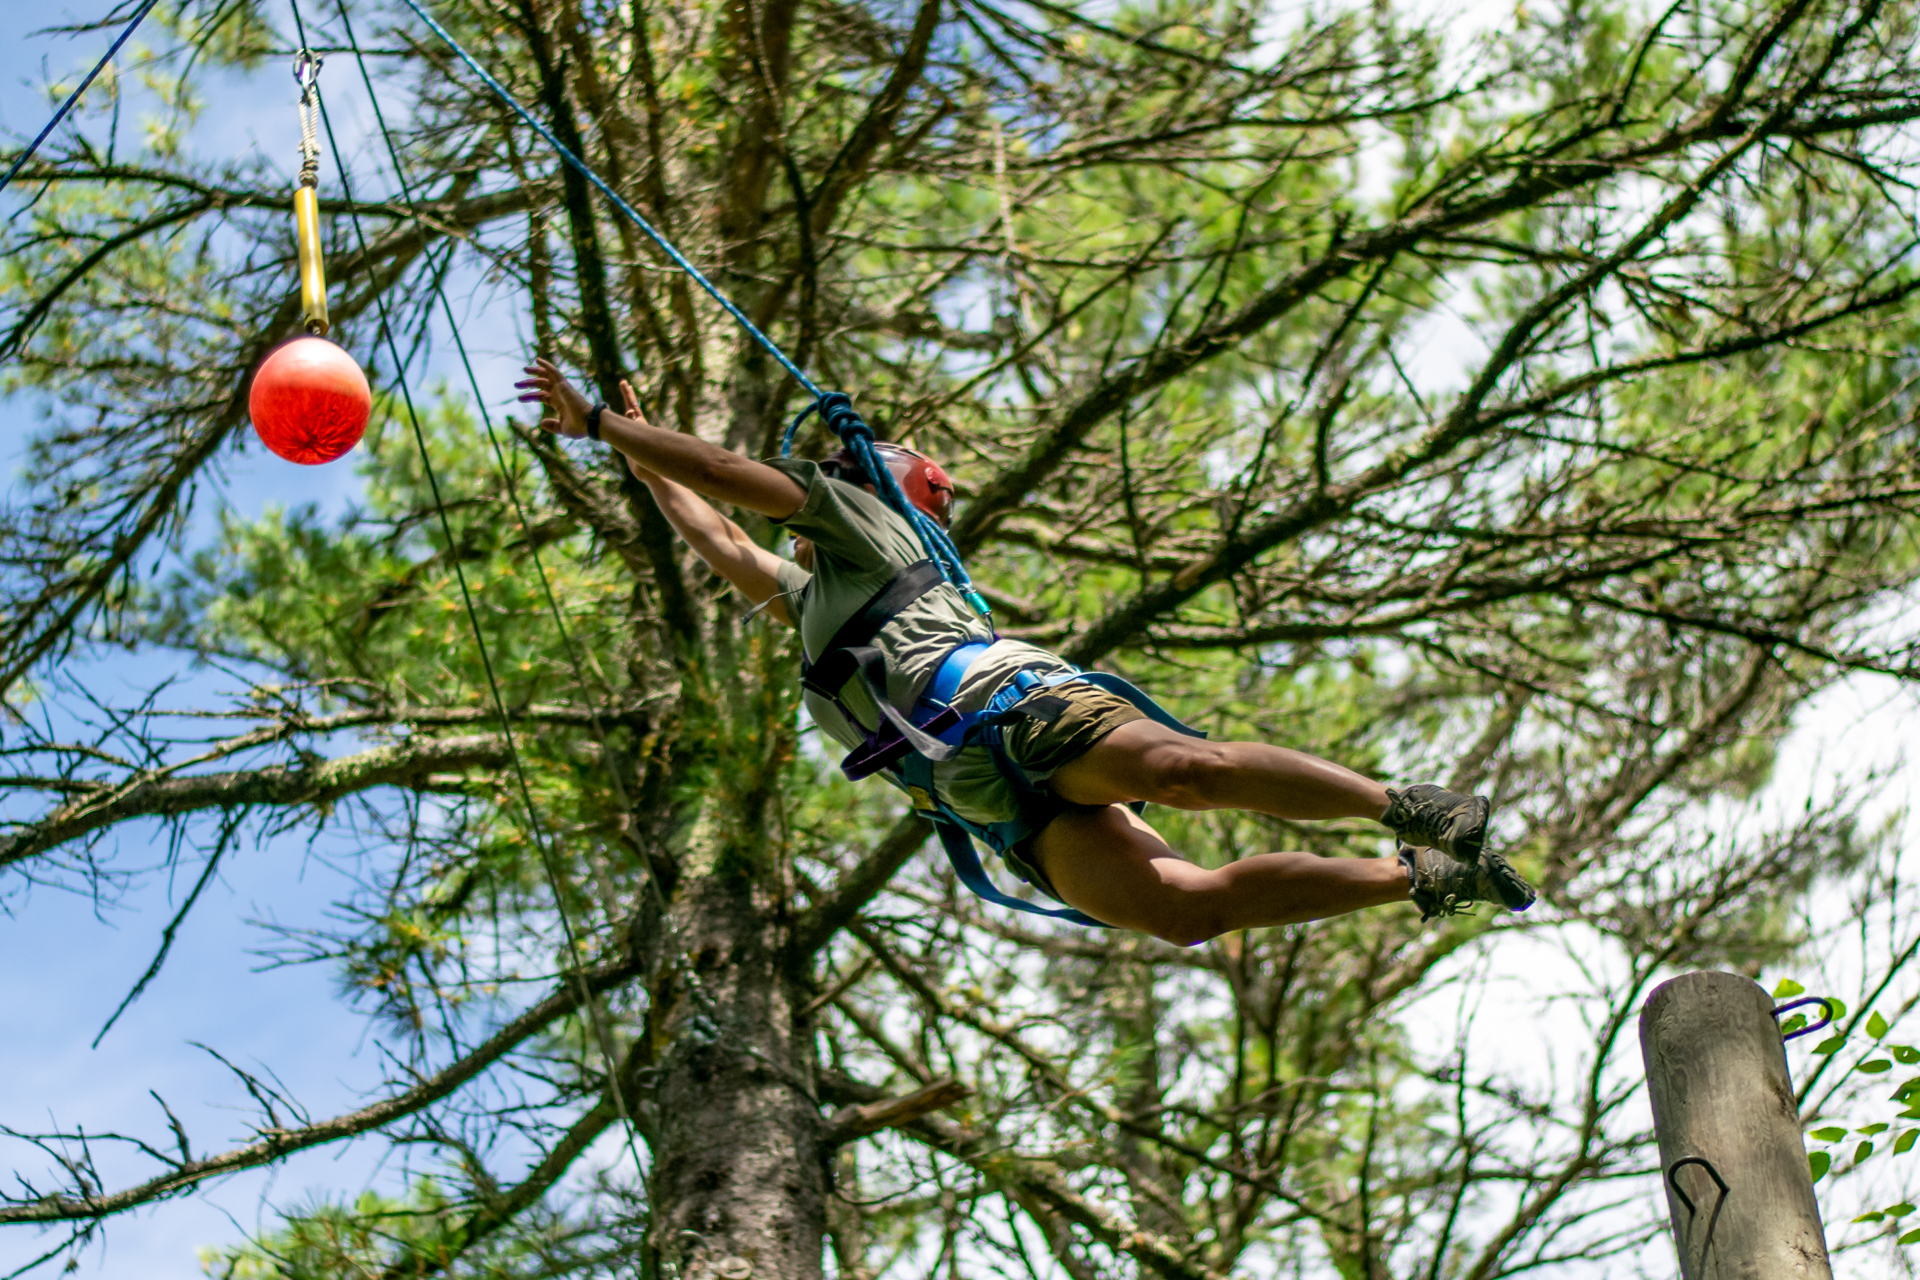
[607,381,794,626]
[517,359,807,519]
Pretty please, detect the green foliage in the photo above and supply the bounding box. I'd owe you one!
[197,1179,600,1279]
[10,0,1920,1273]
[1782,977,1920,1244]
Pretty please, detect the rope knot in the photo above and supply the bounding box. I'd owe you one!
[780,390,872,456]
[816,391,872,443]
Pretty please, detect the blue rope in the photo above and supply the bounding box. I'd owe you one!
[786,393,986,615]
[0,0,162,198]
[403,0,988,616]
[399,0,817,398]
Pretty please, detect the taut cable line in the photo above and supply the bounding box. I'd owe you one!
[329,0,670,1173]
[0,0,162,198]
[285,0,647,1185]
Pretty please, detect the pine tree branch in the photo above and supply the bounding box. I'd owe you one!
[1062,272,1920,666]
[0,734,512,869]
[376,1038,652,1280]
[791,812,931,956]
[952,67,1920,554]
[0,952,642,1224]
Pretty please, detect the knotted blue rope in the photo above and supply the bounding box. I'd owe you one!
[786,394,989,619]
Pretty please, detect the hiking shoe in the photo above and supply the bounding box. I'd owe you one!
[1381,784,1491,862]
[1397,841,1536,922]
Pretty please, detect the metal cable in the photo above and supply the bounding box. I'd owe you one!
[0,0,162,198]
[286,0,647,1183]
[328,0,663,1161]
[294,50,322,188]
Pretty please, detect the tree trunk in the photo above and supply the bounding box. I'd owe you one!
[653,872,824,1280]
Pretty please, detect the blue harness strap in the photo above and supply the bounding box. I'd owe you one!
[877,646,1206,928]
[798,556,1207,927]
[931,820,1108,927]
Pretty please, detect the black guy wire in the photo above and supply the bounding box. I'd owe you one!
[329,0,648,842]
[285,0,645,1182]
[0,0,163,197]
[326,0,660,1169]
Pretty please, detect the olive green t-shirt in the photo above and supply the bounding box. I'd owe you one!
[768,458,1074,824]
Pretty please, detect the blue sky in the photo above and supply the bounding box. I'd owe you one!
[0,6,545,1274]
[9,4,1920,1278]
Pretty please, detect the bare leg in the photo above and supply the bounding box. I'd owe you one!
[1031,804,1408,945]
[1048,719,1389,820]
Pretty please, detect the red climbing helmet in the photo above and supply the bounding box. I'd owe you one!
[821,442,956,528]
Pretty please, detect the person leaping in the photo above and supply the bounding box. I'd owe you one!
[517,360,1537,943]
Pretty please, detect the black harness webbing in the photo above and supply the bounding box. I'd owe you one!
[800,560,946,698]
[800,560,980,763]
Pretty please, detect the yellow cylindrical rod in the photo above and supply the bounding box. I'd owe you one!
[295,184,329,337]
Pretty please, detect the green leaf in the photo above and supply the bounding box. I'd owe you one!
[1860,1123,1891,1136]
[1857,1211,1887,1223]
[1858,1141,1876,1163]
[1811,1151,1831,1183]
[1774,979,1806,998]
[1814,1035,1846,1055]
[1810,1126,1848,1142]
[1894,1079,1920,1102]
[1897,1046,1920,1065]
[1829,999,1850,1020]
[1861,1059,1894,1074]
[1896,1130,1916,1155]
[1901,1228,1920,1246]
[1870,1012,1891,1040]
[1889,1203,1917,1218]
[1780,1013,1808,1034]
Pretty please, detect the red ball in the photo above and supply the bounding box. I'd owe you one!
[248,336,371,465]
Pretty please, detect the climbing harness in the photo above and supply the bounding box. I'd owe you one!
[799,559,1206,928]
[0,0,162,199]
[902,659,1205,928]
[391,1,1203,926]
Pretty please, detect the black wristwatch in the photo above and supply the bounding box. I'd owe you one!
[586,402,606,440]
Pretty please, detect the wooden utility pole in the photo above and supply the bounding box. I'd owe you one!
[1640,971,1832,1280]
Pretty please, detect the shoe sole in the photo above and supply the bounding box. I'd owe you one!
[1482,849,1536,912]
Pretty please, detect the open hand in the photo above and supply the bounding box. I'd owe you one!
[619,379,648,423]
[617,380,660,481]
[514,358,593,437]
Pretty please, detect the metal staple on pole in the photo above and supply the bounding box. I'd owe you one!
[1772,995,1837,1042]
[1665,1155,1729,1273]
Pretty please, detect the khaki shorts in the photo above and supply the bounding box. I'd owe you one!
[993,683,1146,901]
